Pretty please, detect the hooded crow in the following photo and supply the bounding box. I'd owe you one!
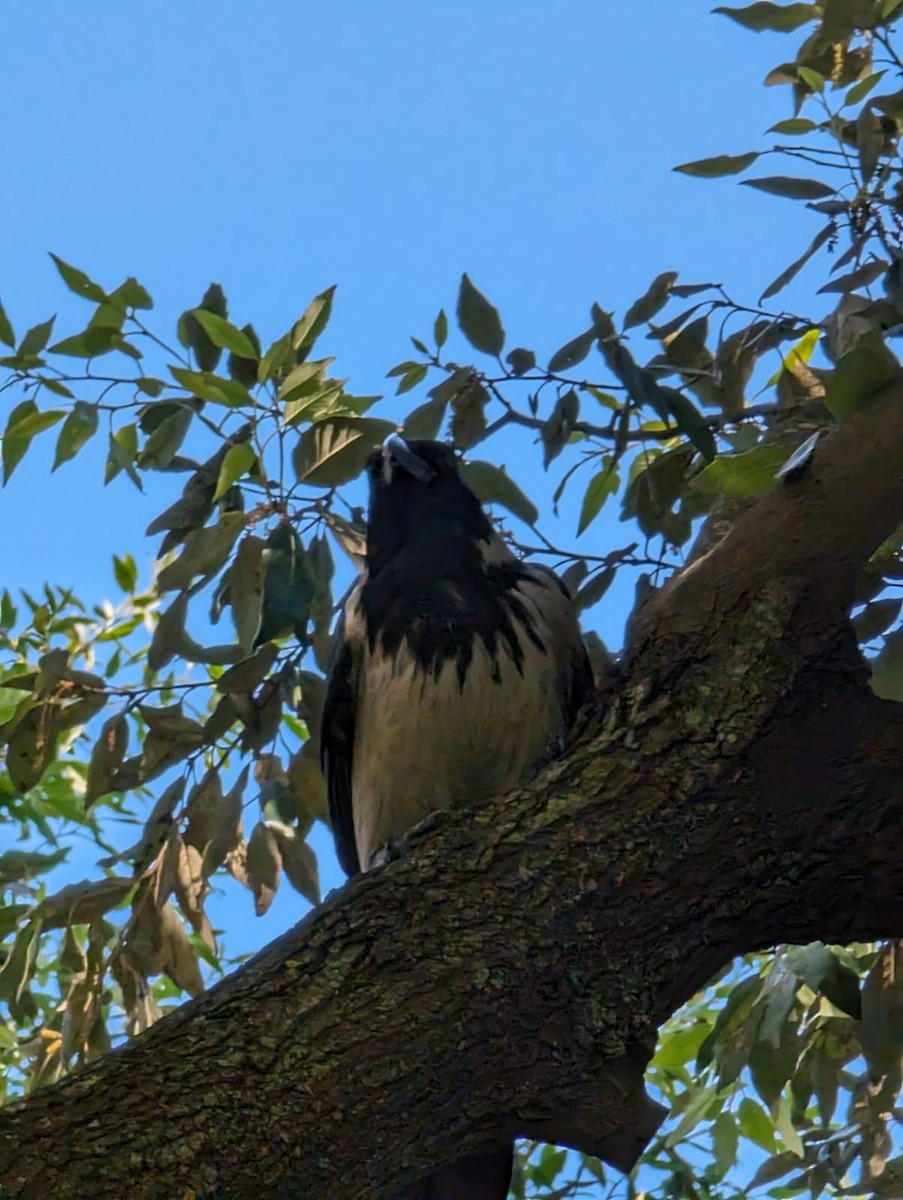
[320,435,594,1199]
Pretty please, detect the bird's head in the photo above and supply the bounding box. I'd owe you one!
[364,434,492,574]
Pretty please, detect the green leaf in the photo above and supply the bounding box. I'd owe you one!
[577,463,620,535]
[257,522,316,646]
[767,117,817,135]
[797,66,825,94]
[541,390,580,467]
[104,424,143,491]
[39,376,75,398]
[747,1152,801,1191]
[456,274,505,356]
[0,298,15,347]
[2,400,37,483]
[227,323,261,388]
[623,271,678,329]
[403,395,448,440]
[52,401,99,469]
[574,568,615,613]
[395,363,428,395]
[48,325,123,358]
[786,943,862,1018]
[547,329,595,373]
[5,408,64,439]
[690,444,789,500]
[846,70,887,107]
[169,366,254,408]
[459,460,538,526]
[292,287,337,358]
[824,330,899,419]
[741,176,835,200]
[674,152,759,178]
[737,1096,776,1153]
[292,416,396,487]
[113,553,138,593]
[136,406,192,469]
[711,1112,739,1180]
[111,276,153,310]
[157,511,247,592]
[230,536,266,654]
[148,593,189,672]
[760,224,833,302]
[179,283,227,371]
[189,309,258,359]
[214,442,257,501]
[505,348,536,376]
[817,258,888,294]
[713,3,818,32]
[434,309,448,348]
[18,317,56,358]
[48,253,108,303]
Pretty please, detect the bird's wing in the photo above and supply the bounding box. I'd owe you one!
[320,605,362,877]
[517,561,595,727]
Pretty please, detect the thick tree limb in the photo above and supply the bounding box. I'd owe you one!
[3,382,903,1199]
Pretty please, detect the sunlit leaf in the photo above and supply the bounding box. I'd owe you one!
[48,254,108,303]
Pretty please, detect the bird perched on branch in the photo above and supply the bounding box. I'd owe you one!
[320,434,594,1200]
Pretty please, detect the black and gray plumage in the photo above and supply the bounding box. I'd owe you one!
[320,434,594,1199]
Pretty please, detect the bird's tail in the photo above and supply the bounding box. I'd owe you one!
[394,1145,513,1200]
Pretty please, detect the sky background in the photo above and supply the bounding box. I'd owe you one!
[0,0,825,1078]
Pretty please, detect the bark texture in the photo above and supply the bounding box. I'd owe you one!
[3,380,903,1199]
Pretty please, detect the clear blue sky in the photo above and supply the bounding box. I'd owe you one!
[1,5,817,956]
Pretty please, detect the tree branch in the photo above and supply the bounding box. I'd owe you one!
[3,382,903,1200]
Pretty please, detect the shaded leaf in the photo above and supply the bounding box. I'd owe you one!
[818,258,888,295]
[293,417,395,487]
[52,401,99,470]
[624,271,678,329]
[547,329,595,373]
[230,536,266,654]
[460,460,538,526]
[760,224,833,301]
[157,511,247,592]
[434,309,448,348]
[674,152,759,178]
[270,823,320,905]
[541,390,580,467]
[506,348,536,376]
[0,298,15,347]
[713,2,818,32]
[456,274,505,356]
[742,176,836,200]
[247,821,281,916]
[824,330,898,419]
[403,395,448,439]
[85,713,129,807]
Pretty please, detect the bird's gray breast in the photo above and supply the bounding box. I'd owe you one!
[346,572,570,871]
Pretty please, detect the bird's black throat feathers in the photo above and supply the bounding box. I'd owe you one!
[361,440,547,687]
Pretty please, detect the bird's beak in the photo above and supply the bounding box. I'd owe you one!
[381,433,436,483]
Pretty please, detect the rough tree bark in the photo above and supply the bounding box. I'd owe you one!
[2,380,903,1200]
